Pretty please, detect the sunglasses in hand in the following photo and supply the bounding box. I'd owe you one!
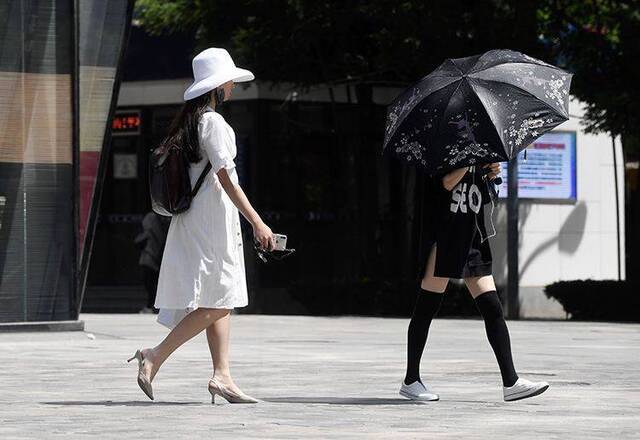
[253,240,296,263]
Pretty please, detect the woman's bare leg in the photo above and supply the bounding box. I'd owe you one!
[420,245,449,293]
[464,275,496,298]
[205,311,244,394]
[205,311,231,377]
[141,307,230,381]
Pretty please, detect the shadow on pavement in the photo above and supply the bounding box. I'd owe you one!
[43,397,474,406]
[41,401,204,406]
[262,397,428,405]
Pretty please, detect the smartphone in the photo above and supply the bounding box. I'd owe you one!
[273,234,287,251]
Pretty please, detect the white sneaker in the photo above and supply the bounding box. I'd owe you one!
[399,380,439,401]
[503,378,549,402]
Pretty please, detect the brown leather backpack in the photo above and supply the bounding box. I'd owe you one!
[149,144,212,216]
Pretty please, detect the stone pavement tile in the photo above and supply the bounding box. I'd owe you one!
[0,314,639,439]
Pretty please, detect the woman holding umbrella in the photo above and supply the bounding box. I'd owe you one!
[384,50,572,402]
[401,163,549,402]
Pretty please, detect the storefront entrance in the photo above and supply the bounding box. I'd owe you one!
[83,108,165,311]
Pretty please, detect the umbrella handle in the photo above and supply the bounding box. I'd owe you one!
[480,165,502,185]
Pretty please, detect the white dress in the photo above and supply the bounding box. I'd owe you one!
[155,109,248,329]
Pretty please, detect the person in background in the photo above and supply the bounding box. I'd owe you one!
[134,211,171,313]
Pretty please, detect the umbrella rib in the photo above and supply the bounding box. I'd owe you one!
[468,78,570,156]
[432,79,465,156]
[471,77,570,119]
[444,59,464,76]
[469,67,571,118]
[469,57,522,75]
[469,51,563,75]
[466,79,511,157]
[389,74,460,107]
[385,76,461,148]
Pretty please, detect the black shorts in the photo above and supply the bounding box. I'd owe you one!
[432,232,493,279]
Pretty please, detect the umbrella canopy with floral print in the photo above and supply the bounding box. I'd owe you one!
[383,49,572,174]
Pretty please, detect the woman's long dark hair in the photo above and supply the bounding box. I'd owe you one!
[160,92,212,163]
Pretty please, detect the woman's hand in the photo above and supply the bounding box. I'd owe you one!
[442,167,470,191]
[253,221,274,251]
[484,162,501,181]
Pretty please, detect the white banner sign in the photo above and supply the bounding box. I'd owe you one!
[498,131,577,200]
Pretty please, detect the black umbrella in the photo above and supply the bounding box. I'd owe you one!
[383,49,572,175]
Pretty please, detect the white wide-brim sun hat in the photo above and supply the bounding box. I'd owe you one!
[183,47,254,101]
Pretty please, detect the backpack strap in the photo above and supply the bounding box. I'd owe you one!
[190,109,216,197]
[191,162,212,197]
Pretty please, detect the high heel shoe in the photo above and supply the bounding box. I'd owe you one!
[127,349,154,401]
[208,377,258,404]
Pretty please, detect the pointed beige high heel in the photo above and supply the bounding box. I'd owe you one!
[127,349,154,401]
[208,377,258,404]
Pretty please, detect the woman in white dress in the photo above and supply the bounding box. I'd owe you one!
[128,48,274,404]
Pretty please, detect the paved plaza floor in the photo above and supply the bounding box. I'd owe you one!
[1,313,639,439]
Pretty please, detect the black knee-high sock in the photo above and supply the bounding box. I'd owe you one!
[404,290,444,385]
[474,291,519,387]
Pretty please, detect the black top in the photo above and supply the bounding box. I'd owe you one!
[417,166,495,278]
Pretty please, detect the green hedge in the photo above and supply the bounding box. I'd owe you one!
[545,280,640,322]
